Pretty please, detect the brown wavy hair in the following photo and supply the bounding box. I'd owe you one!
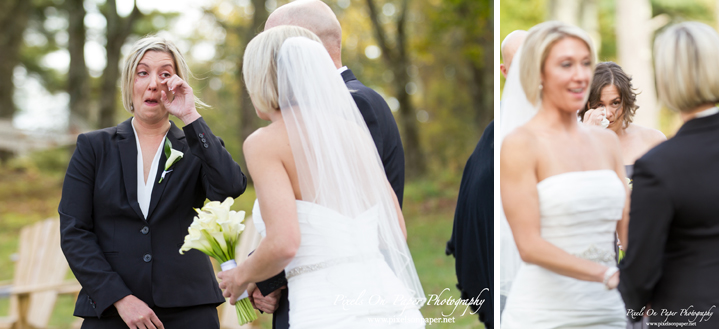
[579,62,638,128]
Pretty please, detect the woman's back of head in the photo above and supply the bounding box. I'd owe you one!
[243,25,322,115]
[654,22,719,113]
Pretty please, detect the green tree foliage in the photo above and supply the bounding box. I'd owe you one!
[185,0,491,180]
[500,0,716,135]
[4,0,490,182]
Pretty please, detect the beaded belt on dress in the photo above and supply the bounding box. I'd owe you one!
[286,253,384,279]
[571,244,616,266]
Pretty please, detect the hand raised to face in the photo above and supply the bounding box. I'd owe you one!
[160,74,201,125]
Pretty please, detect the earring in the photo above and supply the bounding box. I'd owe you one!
[131,104,134,111]
[539,83,543,91]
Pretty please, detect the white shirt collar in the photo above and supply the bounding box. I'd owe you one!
[693,106,719,119]
[131,118,168,219]
[337,66,349,74]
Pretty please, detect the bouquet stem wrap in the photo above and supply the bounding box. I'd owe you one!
[221,260,255,325]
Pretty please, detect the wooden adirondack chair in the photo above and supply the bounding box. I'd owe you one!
[218,218,263,329]
[0,218,81,329]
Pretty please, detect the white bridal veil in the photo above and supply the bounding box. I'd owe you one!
[499,45,540,298]
[276,37,426,306]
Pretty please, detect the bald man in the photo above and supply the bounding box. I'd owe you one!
[264,0,405,204]
[253,2,406,328]
[500,30,527,78]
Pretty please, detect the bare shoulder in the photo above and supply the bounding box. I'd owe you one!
[243,122,288,158]
[632,123,667,145]
[501,126,538,164]
[501,126,535,151]
[584,125,616,140]
[585,125,620,145]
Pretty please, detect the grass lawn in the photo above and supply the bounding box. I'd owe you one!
[0,159,486,329]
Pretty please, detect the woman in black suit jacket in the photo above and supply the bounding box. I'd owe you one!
[58,35,247,329]
[618,22,719,327]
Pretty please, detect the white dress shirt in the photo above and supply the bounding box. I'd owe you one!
[131,118,167,219]
[694,106,719,119]
[337,66,349,74]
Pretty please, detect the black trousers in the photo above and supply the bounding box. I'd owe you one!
[80,304,219,329]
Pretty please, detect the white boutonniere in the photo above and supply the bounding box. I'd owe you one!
[159,138,183,183]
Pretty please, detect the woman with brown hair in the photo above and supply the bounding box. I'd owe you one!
[579,62,666,177]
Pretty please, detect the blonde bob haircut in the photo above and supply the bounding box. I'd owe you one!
[243,25,322,114]
[120,34,207,113]
[654,22,719,112]
[520,21,597,107]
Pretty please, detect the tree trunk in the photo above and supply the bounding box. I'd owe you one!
[549,0,581,25]
[99,0,142,128]
[0,0,30,119]
[236,0,268,183]
[66,0,91,132]
[580,0,600,54]
[616,0,659,129]
[549,0,600,53]
[366,0,426,179]
[471,0,493,131]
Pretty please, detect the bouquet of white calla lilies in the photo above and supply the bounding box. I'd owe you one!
[179,197,256,325]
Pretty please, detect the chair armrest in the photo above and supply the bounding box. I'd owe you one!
[57,280,82,295]
[11,280,81,295]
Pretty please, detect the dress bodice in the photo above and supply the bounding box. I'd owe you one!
[536,170,625,265]
[252,199,383,275]
[502,170,627,328]
[251,199,425,328]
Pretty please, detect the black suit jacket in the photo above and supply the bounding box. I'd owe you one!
[262,69,407,329]
[619,113,719,326]
[342,69,405,206]
[446,121,494,328]
[59,117,247,318]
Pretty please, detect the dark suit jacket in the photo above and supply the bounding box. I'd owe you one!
[342,69,405,206]
[262,69,407,329]
[59,117,247,318]
[619,112,719,326]
[446,121,494,328]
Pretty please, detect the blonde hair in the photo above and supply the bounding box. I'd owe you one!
[520,21,596,106]
[120,34,207,113]
[243,25,322,114]
[654,22,719,112]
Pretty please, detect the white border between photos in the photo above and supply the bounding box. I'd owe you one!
[493,0,501,327]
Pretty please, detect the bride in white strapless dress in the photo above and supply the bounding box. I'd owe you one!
[218,27,425,328]
[252,199,424,328]
[502,171,627,328]
[500,21,628,328]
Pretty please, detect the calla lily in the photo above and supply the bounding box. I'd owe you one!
[159,138,183,183]
[196,210,222,233]
[178,196,256,325]
[165,148,184,171]
[180,226,214,256]
[218,210,245,242]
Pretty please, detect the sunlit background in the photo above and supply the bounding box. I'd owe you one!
[0,0,491,328]
[500,0,719,137]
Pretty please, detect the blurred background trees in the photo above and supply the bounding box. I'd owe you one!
[0,1,491,327]
[2,0,492,181]
[500,0,717,136]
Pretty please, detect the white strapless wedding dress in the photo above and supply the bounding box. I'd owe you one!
[502,170,627,328]
[252,199,425,328]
